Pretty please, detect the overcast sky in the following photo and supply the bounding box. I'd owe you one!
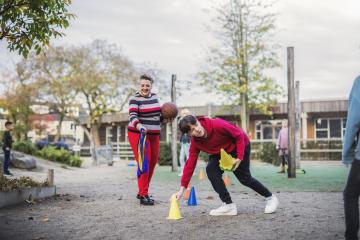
[1,0,360,107]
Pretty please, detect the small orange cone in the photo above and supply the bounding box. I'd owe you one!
[198,169,205,180]
[223,174,231,186]
[167,194,182,220]
[184,185,191,200]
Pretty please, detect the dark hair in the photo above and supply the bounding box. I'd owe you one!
[5,121,13,127]
[178,115,197,133]
[140,74,153,83]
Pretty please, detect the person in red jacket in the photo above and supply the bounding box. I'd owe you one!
[175,115,279,216]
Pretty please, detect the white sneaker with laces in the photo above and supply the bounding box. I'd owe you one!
[209,203,237,216]
[264,194,279,214]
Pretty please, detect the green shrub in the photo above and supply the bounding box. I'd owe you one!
[37,146,83,167]
[199,151,209,162]
[158,142,181,166]
[158,141,209,165]
[0,176,49,191]
[69,155,83,167]
[13,141,37,155]
[258,142,280,166]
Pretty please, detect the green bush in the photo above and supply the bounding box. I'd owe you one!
[158,141,210,165]
[37,146,83,167]
[0,176,49,192]
[158,142,181,166]
[258,142,280,166]
[69,155,83,167]
[13,141,37,155]
[199,151,209,162]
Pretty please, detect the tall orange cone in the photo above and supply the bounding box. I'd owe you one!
[167,194,182,220]
[223,174,231,186]
[198,168,205,180]
[184,185,191,200]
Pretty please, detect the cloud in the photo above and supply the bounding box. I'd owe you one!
[1,0,359,106]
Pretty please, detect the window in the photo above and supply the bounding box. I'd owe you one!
[255,120,282,140]
[255,122,261,139]
[315,118,346,139]
[106,127,113,145]
[315,119,328,139]
[262,125,273,139]
[329,119,341,138]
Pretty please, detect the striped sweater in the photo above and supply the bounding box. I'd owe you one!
[128,92,161,135]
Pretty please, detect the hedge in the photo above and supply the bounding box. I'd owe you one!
[158,142,209,166]
[12,141,83,167]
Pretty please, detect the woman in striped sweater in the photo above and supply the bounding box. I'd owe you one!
[128,74,162,206]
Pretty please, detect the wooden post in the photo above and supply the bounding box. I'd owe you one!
[287,47,296,178]
[0,159,3,177]
[171,74,178,172]
[47,169,54,186]
[295,81,301,169]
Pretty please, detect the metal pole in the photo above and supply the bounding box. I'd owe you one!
[171,74,178,172]
[287,47,296,178]
[295,81,301,169]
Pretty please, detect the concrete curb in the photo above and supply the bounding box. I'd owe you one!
[0,186,56,208]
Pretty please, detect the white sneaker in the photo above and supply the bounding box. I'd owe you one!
[264,194,279,214]
[209,203,237,216]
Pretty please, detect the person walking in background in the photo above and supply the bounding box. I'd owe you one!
[342,75,360,240]
[2,121,14,176]
[276,120,289,173]
[178,109,191,177]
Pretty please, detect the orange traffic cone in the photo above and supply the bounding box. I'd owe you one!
[184,185,191,200]
[199,168,205,180]
[167,194,182,220]
[223,174,231,186]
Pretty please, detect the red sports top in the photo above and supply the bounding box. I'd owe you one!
[181,117,249,187]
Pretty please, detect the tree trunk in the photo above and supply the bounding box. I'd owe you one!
[90,123,101,165]
[90,124,101,147]
[54,115,64,142]
[240,93,249,131]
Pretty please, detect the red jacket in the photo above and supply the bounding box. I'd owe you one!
[180,117,250,187]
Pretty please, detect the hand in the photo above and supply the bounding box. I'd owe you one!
[276,146,279,150]
[176,186,185,201]
[233,158,241,171]
[137,124,147,134]
[5,147,10,151]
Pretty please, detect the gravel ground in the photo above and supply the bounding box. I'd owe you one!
[0,158,348,240]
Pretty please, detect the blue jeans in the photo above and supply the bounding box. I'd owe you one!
[2,148,10,173]
[179,142,190,171]
[344,160,360,240]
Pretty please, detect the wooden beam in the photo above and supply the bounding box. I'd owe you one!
[287,47,296,178]
[171,74,178,172]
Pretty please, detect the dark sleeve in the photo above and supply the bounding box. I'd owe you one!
[3,132,13,148]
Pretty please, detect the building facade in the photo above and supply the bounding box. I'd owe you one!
[79,99,348,146]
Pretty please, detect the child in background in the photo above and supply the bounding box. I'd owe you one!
[178,109,191,177]
[276,120,288,173]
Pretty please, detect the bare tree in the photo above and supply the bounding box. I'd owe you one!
[199,0,282,131]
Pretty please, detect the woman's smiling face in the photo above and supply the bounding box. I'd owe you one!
[139,79,152,97]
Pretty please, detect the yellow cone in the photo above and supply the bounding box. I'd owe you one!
[167,194,182,220]
[199,169,205,180]
[223,174,231,186]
